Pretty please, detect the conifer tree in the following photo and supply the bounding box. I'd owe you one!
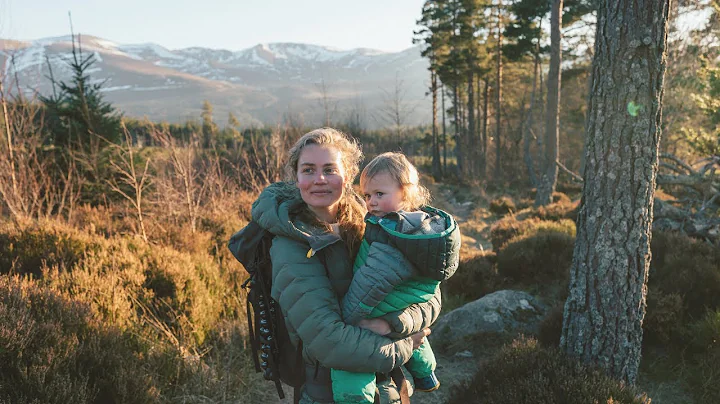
[201,100,217,148]
[561,0,671,385]
[41,34,121,150]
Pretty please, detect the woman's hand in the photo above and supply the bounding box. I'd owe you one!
[410,328,431,350]
[358,318,392,335]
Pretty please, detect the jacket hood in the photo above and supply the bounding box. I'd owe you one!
[251,181,341,253]
[364,206,461,281]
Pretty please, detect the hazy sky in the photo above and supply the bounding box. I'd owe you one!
[1,0,426,52]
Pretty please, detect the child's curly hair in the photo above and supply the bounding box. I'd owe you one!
[360,152,431,211]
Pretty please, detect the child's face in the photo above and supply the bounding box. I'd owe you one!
[362,172,404,217]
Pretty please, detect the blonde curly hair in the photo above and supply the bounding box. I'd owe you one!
[360,152,431,211]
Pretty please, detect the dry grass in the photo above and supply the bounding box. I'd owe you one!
[0,217,264,403]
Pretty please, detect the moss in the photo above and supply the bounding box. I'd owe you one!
[445,250,499,301]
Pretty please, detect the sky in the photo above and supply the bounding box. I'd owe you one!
[0,0,427,52]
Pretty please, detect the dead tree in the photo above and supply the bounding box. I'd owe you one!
[107,126,152,242]
[535,0,562,206]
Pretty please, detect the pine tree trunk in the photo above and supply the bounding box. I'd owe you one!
[431,70,442,180]
[535,0,562,206]
[476,76,483,176]
[467,71,476,178]
[482,80,490,179]
[524,38,540,187]
[560,0,671,386]
[442,84,448,174]
[453,85,464,179]
[494,0,503,181]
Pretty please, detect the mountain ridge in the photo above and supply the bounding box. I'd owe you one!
[1,35,430,128]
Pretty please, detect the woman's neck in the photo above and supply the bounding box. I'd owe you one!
[309,204,338,224]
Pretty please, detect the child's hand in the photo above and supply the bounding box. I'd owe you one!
[358,318,392,335]
[411,328,431,350]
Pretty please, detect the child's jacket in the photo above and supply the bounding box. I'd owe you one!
[342,206,461,325]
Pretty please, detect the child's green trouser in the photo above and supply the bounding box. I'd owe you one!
[331,340,436,404]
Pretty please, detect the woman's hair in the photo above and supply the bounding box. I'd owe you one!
[284,128,366,254]
[360,152,431,211]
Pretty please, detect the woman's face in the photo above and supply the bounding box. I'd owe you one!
[296,144,348,223]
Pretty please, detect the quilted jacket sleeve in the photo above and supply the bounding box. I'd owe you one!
[270,237,415,373]
[341,242,415,325]
[379,286,442,338]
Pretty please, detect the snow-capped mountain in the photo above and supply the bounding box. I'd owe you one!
[0,35,430,127]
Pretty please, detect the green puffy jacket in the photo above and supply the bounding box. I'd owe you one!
[251,182,442,401]
[342,207,461,325]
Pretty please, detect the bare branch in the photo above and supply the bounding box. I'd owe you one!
[556,160,583,182]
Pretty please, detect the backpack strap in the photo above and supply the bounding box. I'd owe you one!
[389,367,410,404]
[293,340,304,404]
[246,296,261,372]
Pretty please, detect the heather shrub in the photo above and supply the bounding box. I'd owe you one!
[490,216,540,250]
[685,310,720,402]
[551,191,571,205]
[445,250,499,301]
[649,230,720,319]
[642,291,685,345]
[532,198,579,222]
[489,196,516,216]
[140,245,225,345]
[0,276,156,404]
[515,198,534,211]
[537,304,565,348]
[0,220,230,346]
[447,336,650,404]
[0,220,102,276]
[496,225,575,285]
[70,204,119,237]
[0,218,262,402]
[490,216,575,251]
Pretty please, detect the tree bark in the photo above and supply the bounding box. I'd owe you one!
[431,70,442,180]
[494,0,504,181]
[524,50,540,188]
[442,84,447,174]
[453,84,464,179]
[482,80,490,179]
[560,0,671,385]
[467,71,476,177]
[535,0,562,206]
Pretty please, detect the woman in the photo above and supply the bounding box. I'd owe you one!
[249,128,440,403]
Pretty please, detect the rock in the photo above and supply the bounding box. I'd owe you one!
[432,290,547,347]
[454,350,474,359]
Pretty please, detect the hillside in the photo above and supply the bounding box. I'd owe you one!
[0,35,431,127]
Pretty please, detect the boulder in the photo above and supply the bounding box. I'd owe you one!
[432,290,547,347]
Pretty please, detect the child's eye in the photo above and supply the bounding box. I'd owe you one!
[364,194,371,200]
[376,192,384,198]
[302,168,314,174]
[324,167,339,175]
